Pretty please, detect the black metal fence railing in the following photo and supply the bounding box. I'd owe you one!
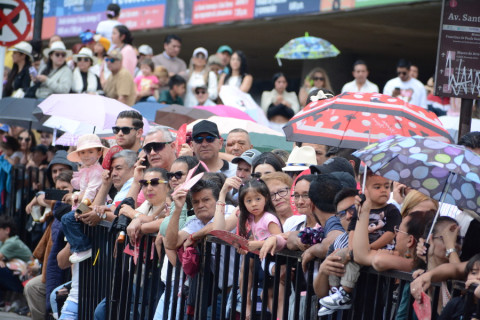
[78,223,480,320]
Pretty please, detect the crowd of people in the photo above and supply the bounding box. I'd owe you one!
[1,3,480,320]
[0,105,480,319]
[3,3,465,131]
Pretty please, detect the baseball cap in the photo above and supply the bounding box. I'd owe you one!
[192,120,220,138]
[0,124,10,132]
[193,47,208,59]
[232,149,261,166]
[138,44,153,56]
[217,45,232,54]
[310,156,355,178]
[107,48,122,60]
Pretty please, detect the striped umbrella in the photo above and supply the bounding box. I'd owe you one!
[283,92,453,149]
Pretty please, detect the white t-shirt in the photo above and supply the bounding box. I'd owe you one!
[383,77,427,109]
[96,20,121,43]
[341,79,379,93]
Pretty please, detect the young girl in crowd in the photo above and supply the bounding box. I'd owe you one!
[61,134,107,264]
[438,253,480,319]
[217,178,282,319]
[134,58,159,102]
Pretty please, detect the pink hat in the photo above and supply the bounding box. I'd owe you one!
[67,134,108,163]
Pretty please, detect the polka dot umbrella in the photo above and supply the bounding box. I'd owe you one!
[283,92,453,149]
[353,135,480,239]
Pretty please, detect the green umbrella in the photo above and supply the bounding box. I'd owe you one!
[221,132,293,153]
[275,32,340,66]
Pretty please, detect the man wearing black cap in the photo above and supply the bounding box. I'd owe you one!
[294,174,345,270]
[191,120,236,177]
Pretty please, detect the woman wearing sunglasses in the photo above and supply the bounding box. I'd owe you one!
[71,48,101,94]
[33,41,73,99]
[17,129,37,166]
[298,67,333,107]
[120,168,170,239]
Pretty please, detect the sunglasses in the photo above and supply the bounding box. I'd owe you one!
[193,135,216,144]
[397,71,407,76]
[195,90,207,95]
[143,142,170,154]
[313,77,325,81]
[105,57,117,63]
[167,171,186,180]
[54,52,66,58]
[112,126,137,135]
[77,57,91,62]
[18,137,31,142]
[139,178,168,188]
[337,205,356,219]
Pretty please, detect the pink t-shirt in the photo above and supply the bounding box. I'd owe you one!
[134,75,158,94]
[121,44,138,77]
[248,212,281,241]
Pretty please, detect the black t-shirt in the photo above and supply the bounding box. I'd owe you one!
[348,203,401,249]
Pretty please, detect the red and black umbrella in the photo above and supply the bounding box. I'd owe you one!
[283,92,453,149]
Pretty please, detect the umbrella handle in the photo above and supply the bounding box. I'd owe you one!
[425,172,455,244]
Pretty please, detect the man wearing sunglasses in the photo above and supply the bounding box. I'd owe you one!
[191,120,236,177]
[113,110,144,152]
[142,126,177,170]
[103,49,136,106]
[383,59,427,109]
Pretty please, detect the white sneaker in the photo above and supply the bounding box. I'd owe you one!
[318,305,335,316]
[69,249,92,263]
[320,286,352,310]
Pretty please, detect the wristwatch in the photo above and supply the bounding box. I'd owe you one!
[445,248,457,258]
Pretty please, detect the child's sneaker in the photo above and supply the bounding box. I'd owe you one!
[69,249,92,263]
[318,304,335,316]
[319,286,352,310]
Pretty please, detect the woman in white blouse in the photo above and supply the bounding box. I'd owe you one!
[261,72,300,114]
[184,47,218,108]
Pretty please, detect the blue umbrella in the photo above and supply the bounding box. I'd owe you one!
[275,32,340,66]
[133,102,170,122]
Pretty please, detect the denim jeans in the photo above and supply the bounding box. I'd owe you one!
[153,282,182,320]
[94,298,106,320]
[59,300,78,320]
[61,211,91,252]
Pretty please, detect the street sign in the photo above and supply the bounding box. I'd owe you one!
[434,0,480,99]
[0,0,32,46]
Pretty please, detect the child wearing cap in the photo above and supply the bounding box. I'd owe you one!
[61,134,108,264]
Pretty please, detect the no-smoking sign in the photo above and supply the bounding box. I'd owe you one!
[0,0,32,46]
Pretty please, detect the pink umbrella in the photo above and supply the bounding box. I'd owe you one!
[193,105,255,122]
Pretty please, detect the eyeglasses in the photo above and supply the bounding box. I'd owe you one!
[193,135,216,144]
[77,57,91,62]
[337,205,356,219]
[313,77,325,81]
[167,171,186,180]
[251,172,262,179]
[54,52,66,58]
[143,142,170,154]
[105,57,117,63]
[139,178,168,188]
[432,235,464,245]
[270,188,289,200]
[394,226,409,235]
[397,71,407,76]
[292,193,309,201]
[18,137,31,142]
[195,90,206,95]
[112,126,138,135]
